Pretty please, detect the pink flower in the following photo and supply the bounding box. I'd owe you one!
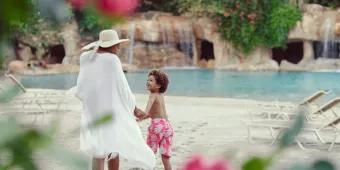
[96,0,139,16]
[182,154,231,170]
[70,0,87,9]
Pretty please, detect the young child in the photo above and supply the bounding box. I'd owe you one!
[137,69,173,170]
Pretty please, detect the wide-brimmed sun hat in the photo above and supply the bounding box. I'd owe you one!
[81,29,129,51]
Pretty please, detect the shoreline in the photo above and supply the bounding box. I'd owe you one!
[25,88,298,105]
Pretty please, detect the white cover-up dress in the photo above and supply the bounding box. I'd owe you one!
[74,51,155,169]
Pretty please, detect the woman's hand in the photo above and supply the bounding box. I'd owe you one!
[134,107,145,118]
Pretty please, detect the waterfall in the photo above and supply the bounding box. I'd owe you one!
[161,23,175,49]
[175,23,195,65]
[122,19,197,68]
[321,19,339,59]
[128,22,136,64]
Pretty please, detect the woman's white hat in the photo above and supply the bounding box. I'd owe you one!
[81,29,129,51]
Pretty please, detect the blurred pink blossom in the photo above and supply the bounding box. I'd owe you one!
[70,0,86,9]
[182,154,231,170]
[96,0,139,16]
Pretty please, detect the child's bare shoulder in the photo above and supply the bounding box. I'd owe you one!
[149,93,162,102]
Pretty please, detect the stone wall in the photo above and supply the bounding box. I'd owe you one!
[113,4,340,71]
[8,4,340,73]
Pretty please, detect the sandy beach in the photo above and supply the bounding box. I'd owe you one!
[2,88,340,170]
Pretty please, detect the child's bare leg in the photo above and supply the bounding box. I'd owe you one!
[161,155,172,170]
[108,154,119,170]
[92,158,104,170]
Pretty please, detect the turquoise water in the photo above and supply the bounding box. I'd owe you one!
[21,70,340,102]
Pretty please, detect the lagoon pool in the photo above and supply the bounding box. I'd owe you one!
[21,70,340,102]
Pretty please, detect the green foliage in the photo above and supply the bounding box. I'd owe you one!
[45,144,89,170]
[0,117,89,170]
[242,157,270,170]
[288,160,336,170]
[216,0,302,54]
[0,0,34,41]
[279,110,304,148]
[0,86,113,169]
[264,4,302,48]
[0,55,3,70]
[139,0,182,15]
[311,160,336,170]
[155,0,302,54]
[76,9,118,36]
[240,108,306,170]
[89,113,114,128]
[0,117,50,169]
[0,85,21,103]
[239,107,336,170]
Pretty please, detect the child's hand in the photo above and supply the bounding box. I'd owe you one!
[134,107,144,118]
[134,111,141,118]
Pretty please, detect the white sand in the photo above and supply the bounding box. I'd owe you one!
[1,89,340,170]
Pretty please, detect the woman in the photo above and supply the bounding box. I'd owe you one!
[75,29,155,170]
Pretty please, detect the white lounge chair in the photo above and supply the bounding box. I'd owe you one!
[310,98,340,120]
[250,90,331,121]
[247,116,340,151]
[1,74,73,124]
[247,99,340,151]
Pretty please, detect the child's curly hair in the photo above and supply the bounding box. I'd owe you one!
[148,69,169,93]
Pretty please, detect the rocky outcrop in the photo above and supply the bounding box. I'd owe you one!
[61,20,81,64]
[115,12,195,68]
[9,4,340,73]
[13,20,81,66]
[8,60,27,74]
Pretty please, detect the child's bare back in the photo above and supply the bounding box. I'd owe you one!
[147,93,167,119]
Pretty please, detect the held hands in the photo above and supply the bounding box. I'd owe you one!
[134,107,146,122]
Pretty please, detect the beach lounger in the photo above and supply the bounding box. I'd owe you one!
[247,99,340,150]
[251,90,331,121]
[1,74,72,115]
[310,98,340,120]
[4,73,26,93]
[247,116,340,151]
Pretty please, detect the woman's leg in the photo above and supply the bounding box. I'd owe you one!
[108,154,119,170]
[92,158,105,170]
[161,155,172,170]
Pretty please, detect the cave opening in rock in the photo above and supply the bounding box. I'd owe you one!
[200,40,215,61]
[272,41,304,65]
[46,44,65,64]
[13,38,37,60]
[312,41,340,59]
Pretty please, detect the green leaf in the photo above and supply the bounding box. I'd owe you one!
[312,160,335,170]
[0,85,21,103]
[45,144,89,170]
[89,113,114,129]
[0,117,22,147]
[24,129,52,150]
[242,157,270,170]
[288,164,310,170]
[279,107,305,148]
